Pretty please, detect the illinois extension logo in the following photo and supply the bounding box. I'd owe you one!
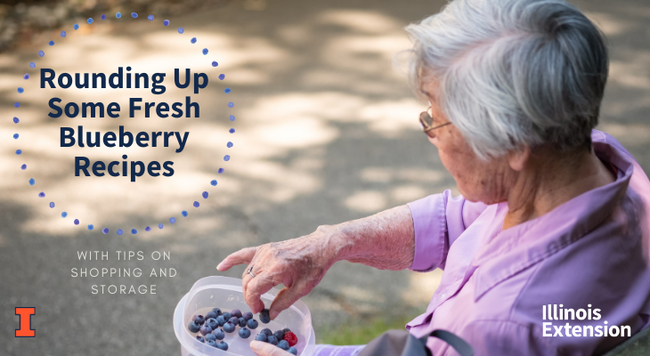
[15,307,36,338]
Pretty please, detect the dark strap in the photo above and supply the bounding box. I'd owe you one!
[422,329,474,356]
[358,329,474,356]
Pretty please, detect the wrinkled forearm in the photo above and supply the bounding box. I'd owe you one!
[327,205,415,270]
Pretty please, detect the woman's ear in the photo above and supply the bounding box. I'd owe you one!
[507,146,531,171]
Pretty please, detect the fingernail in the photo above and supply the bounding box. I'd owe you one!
[216,263,222,271]
[270,310,279,320]
[250,341,262,351]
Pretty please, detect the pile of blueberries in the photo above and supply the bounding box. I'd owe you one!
[187,307,298,355]
[254,327,298,355]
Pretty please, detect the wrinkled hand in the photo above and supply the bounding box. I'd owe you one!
[217,225,345,319]
[250,341,294,356]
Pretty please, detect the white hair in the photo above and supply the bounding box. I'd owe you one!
[404,0,609,160]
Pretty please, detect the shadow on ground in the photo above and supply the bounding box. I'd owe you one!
[1,0,649,355]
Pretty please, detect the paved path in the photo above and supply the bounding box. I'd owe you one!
[1,0,649,355]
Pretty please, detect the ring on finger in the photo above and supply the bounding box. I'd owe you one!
[247,265,256,278]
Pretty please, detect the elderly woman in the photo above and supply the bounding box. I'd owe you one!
[218,0,650,355]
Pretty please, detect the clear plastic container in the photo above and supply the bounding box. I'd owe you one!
[173,276,315,356]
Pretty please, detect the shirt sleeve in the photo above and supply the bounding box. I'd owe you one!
[407,190,487,272]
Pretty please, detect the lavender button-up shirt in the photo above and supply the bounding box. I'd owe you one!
[406,130,650,355]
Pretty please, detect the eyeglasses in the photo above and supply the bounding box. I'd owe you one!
[419,106,452,138]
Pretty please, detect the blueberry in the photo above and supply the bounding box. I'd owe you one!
[222,312,232,320]
[207,339,217,348]
[196,335,205,343]
[200,324,213,335]
[277,340,290,350]
[283,328,292,333]
[243,311,254,321]
[255,333,268,342]
[192,314,205,325]
[206,311,218,320]
[212,328,225,340]
[274,330,285,340]
[216,341,228,351]
[288,346,298,355]
[212,307,223,316]
[239,327,251,339]
[267,335,278,345]
[206,318,219,329]
[223,321,236,333]
[247,319,259,329]
[231,309,243,318]
[238,317,247,327]
[229,316,239,325]
[205,333,217,342]
[261,328,273,336]
[188,321,201,333]
[216,315,227,326]
[260,309,271,324]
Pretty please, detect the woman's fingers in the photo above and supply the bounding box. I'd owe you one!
[269,283,306,320]
[245,273,280,314]
[216,246,257,271]
[250,341,294,356]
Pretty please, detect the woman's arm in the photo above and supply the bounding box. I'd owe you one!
[334,205,415,270]
[217,190,489,319]
[216,205,416,319]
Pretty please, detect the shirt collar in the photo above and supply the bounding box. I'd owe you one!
[471,136,634,302]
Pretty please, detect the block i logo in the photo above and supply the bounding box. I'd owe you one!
[15,307,35,337]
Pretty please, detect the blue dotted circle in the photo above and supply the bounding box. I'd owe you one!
[16,11,235,234]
